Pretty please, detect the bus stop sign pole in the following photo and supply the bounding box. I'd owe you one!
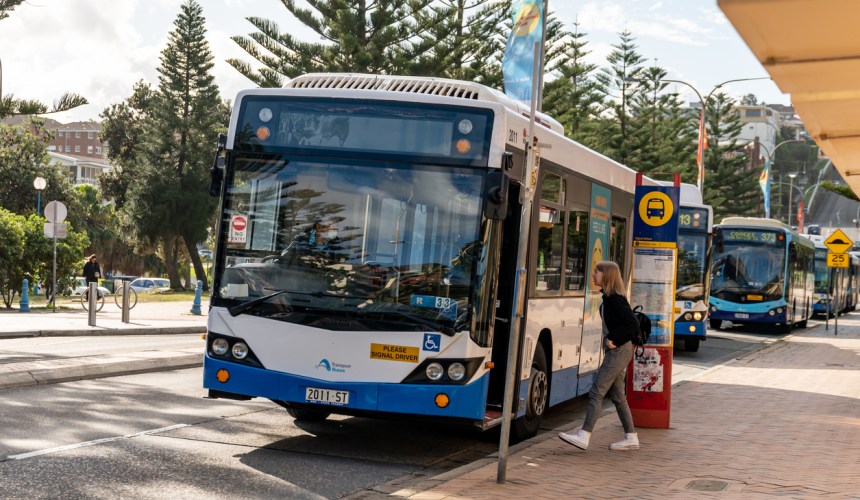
[497,41,542,484]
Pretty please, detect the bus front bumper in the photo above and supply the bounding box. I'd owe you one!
[674,321,706,338]
[709,298,788,323]
[203,355,489,421]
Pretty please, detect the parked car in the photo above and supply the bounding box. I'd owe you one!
[129,278,171,294]
[70,277,111,296]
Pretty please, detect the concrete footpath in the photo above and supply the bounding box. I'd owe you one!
[0,300,206,390]
[395,317,860,499]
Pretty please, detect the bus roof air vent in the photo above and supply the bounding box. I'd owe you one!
[286,73,565,134]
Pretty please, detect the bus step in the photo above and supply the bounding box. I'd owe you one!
[481,408,504,429]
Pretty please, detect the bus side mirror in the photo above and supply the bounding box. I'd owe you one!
[483,153,512,221]
[713,230,723,253]
[209,133,227,197]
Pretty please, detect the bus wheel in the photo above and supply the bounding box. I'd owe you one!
[709,319,721,330]
[684,338,700,352]
[797,319,808,328]
[513,343,548,441]
[286,407,331,421]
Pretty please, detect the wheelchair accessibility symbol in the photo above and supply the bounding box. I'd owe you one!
[423,333,441,352]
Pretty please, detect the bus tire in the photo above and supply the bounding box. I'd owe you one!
[709,319,721,330]
[286,407,331,421]
[684,338,700,352]
[797,319,808,328]
[513,343,548,441]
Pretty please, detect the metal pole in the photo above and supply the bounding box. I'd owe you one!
[834,268,839,336]
[498,41,542,484]
[825,268,831,331]
[52,203,57,314]
[37,191,41,215]
[536,0,549,112]
[121,280,130,323]
[88,282,97,326]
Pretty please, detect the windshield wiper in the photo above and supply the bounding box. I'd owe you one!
[228,290,289,317]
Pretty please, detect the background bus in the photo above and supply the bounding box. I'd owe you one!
[203,73,649,440]
[673,183,713,352]
[805,235,833,317]
[709,217,814,333]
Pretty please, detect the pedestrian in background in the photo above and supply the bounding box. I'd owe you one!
[83,254,101,284]
[559,260,640,451]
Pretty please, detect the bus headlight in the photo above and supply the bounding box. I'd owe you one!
[212,338,229,356]
[682,313,693,321]
[710,305,718,312]
[768,309,776,316]
[426,362,444,381]
[231,342,249,360]
[693,312,703,321]
[447,362,466,381]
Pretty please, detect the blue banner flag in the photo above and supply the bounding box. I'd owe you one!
[759,160,771,218]
[502,0,544,104]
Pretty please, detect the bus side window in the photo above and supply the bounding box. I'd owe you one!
[565,210,589,292]
[535,206,563,292]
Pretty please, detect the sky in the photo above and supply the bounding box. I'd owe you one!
[0,0,789,124]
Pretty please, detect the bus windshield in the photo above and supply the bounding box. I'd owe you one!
[213,153,485,333]
[677,232,709,301]
[814,249,829,293]
[710,240,786,302]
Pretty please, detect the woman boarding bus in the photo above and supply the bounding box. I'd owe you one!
[709,217,814,333]
[204,73,649,440]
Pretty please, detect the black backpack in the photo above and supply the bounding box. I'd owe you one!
[631,305,652,353]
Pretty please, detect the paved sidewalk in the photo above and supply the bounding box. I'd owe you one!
[398,317,860,499]
[0,300,207,337]
[0,300,207,390]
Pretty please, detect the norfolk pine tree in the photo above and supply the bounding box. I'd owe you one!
[592,30,646,165]
[229,0,435,86]
[123,0,226,290]
[627,65,697,182]
[542,21,604,146]
[702,93,759,220]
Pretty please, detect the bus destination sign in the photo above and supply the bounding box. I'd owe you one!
[679,207,708,231]
[723,229,779,244]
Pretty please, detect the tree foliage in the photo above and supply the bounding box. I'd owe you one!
[702,93,757,220]
[102,0,227,290]
[0,209,88,308]
[229,0,436,86]
[0,122,76,216]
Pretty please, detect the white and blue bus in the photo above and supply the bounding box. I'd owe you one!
[805,235,832,317]
[709,217,814,333]
[673,184,713,352]
[203,73,648,440]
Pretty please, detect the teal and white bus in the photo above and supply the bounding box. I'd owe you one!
[203,73,648,439]
[673,184,713,352]
[709,217,814,332]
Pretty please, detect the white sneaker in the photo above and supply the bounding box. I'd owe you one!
[609,432,639,450]
[558,428,591,450]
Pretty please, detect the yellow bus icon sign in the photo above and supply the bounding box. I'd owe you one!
[638,192,674,227]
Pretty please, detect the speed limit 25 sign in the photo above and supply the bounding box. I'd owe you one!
[827,252,849,268]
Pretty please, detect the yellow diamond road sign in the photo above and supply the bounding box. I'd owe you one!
[824,228,854,254]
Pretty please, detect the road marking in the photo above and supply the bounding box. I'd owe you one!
[4,423,190,461]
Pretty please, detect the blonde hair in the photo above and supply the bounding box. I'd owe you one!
[595,261,626,297]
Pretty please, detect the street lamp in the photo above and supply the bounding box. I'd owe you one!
[33,176,46,215]
[787,173,798,227]
[625,76,771,193]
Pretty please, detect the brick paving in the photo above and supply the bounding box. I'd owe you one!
[400,316,860,499]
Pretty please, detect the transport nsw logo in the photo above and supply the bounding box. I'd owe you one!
[316,359,350,373]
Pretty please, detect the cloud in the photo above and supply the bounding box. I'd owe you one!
[578,1,707,46]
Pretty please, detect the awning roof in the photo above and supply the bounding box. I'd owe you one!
[719,0,860,197]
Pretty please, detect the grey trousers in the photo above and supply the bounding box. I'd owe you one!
[582,341,635,434]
